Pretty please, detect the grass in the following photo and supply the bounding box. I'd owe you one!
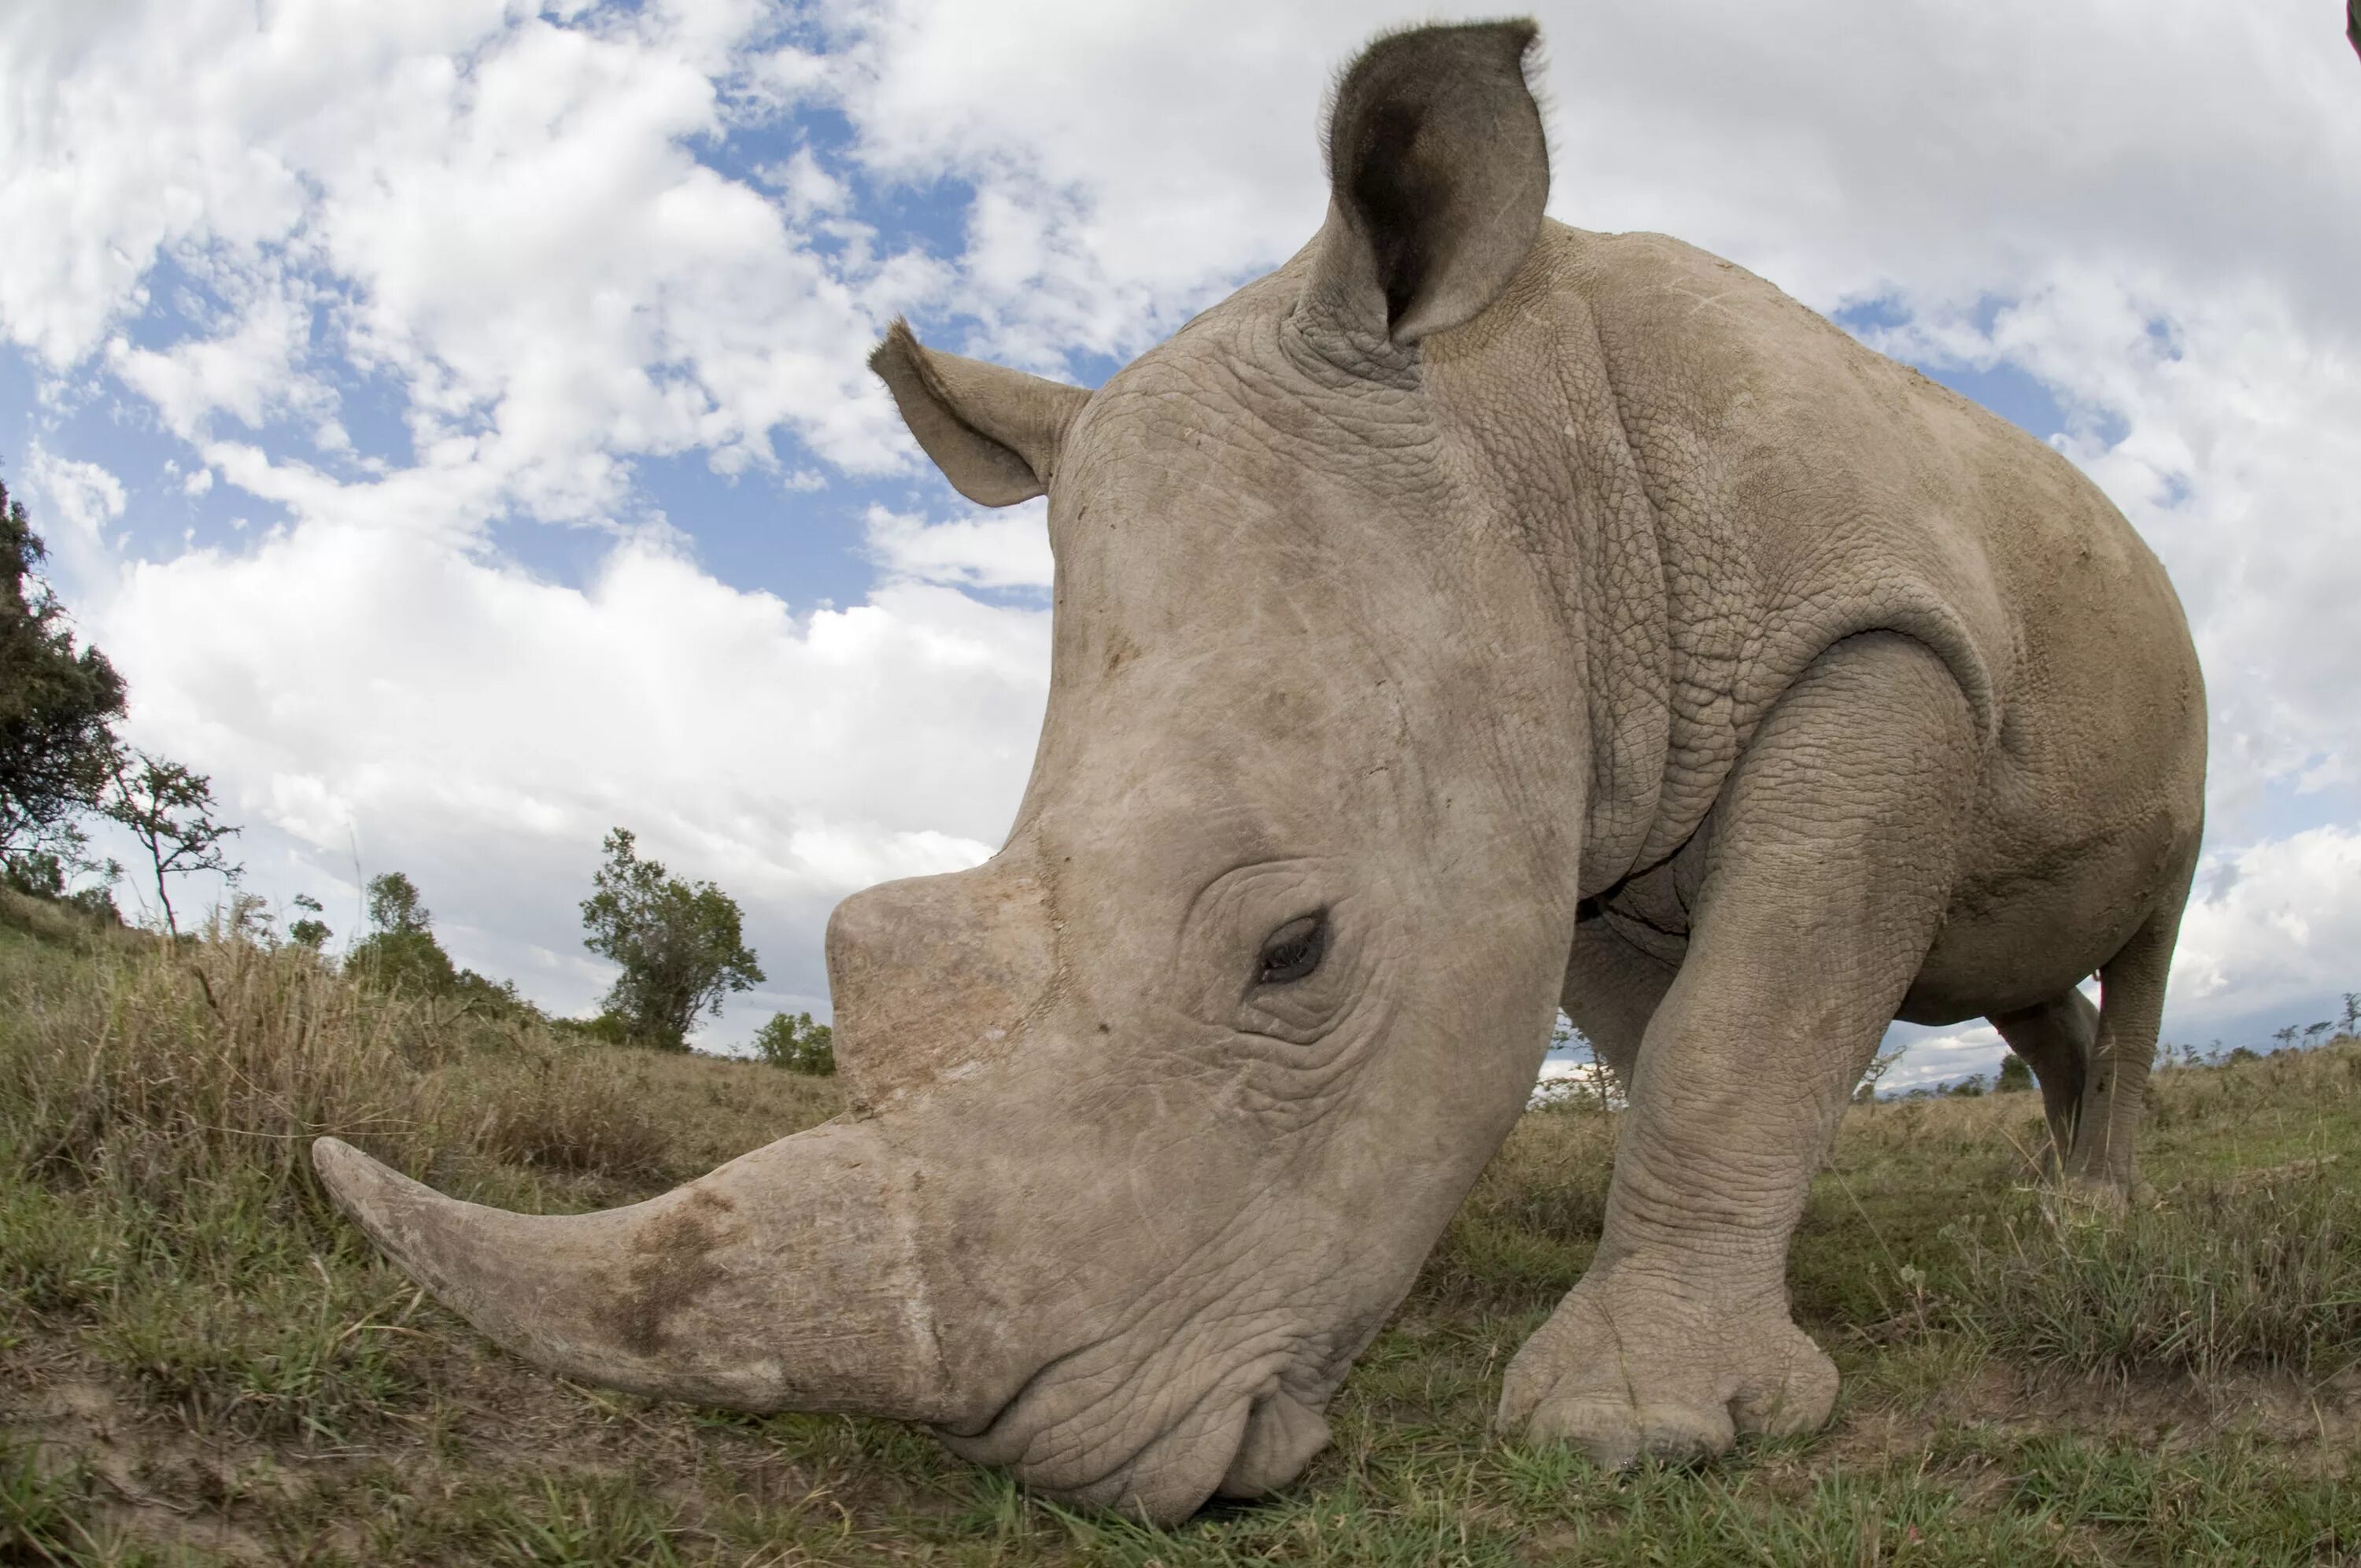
[2,890,2356,1565]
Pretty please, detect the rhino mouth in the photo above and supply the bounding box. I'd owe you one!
[937,1335,1334,1520]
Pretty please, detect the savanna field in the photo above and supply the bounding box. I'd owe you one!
[2,889,2356,1566]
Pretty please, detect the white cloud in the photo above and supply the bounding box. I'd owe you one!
[2173,827,2361,1030]
[23,446,125,545]
[863,501,1053,590]
[105,271,329,443]
[94,521,1047,1028]
[1,0,951,542]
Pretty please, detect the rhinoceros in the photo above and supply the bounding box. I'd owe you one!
[314,18,2206,1524]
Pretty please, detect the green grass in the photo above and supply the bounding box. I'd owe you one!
[2,890,2357,1565]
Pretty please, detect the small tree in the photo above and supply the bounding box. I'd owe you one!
[0,477,126,868]
[2303,1020,2333,1049]
[345,872,458,994]
[101,748,241,935]
[1996,1052,2034,1092]
[287,892,331,950]
[754,1011,835,1075]
[579,828,764,1051]
[2343,993,2359,1039]
[2271,1024,2300,1053]
[1854,1046,1906,1105]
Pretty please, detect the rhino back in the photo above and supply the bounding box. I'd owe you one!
[1525,223,2201,900]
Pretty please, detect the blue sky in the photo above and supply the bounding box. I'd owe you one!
[4,0,2358,1094]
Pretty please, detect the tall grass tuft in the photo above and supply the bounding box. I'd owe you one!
[464,1046,673,1179]
[1941,1171,2361,1380]
[1,921,455,1205]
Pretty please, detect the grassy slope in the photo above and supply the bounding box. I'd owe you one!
[1,897,2355,1566]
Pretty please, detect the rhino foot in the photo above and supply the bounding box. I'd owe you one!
[1495,1265,1837,1469]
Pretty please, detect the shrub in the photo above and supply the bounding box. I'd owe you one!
[753,1010,834,1075]
[552,1009,635,1047]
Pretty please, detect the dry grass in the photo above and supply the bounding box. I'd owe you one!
[2,895,2357,1565]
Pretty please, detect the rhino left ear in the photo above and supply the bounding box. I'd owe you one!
[870,319,1092,507]
[1302,20,1550,348]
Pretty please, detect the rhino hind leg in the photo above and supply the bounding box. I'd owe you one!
[1990,987,2098,1173]
[2058,895,2189,1202]
[1558,913,1679,1088]
[1501,632,1979,1469]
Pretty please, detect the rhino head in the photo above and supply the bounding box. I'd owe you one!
[316,21,1588,1522]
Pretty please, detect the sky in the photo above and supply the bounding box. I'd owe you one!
[2,0,2357,1092]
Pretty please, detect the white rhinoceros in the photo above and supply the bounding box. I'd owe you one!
[315,19,2205,1524]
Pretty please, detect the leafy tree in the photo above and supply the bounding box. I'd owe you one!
[345,871,458,994]
[101,748,241,936]
[0,477,125,864]
[1945,1074,1986,1098]
[580,828,763,1051]
[2303,1020,2333,1048]
[753,1011,835,1075]
[1995,1053,2034,1093]
[368,872,430,935]
[2344,993,2359,1039]
[286,893,331,950]
[2270,1024,2300,1052]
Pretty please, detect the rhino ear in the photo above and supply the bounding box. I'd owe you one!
[1302,20,1550,348]
[869,319,1092,507]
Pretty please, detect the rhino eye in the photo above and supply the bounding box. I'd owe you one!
[1256,913,1328,986]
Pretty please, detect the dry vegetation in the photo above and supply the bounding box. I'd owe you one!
[2,888,2356,1565]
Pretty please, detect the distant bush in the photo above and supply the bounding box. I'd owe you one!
[551,1009,636,1047]
[2,850,120,924]
[1996,1053,2034,1093]
[753,1010,834,1075]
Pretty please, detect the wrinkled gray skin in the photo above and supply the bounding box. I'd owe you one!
[314,20,2205,1524]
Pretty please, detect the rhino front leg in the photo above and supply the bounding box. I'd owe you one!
[1500,631,1979,1467]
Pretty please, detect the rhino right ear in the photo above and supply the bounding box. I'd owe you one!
[869,320,1092,507]
[1300,20,1550,349]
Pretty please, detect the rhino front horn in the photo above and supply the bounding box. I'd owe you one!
[312,1123,958,1420]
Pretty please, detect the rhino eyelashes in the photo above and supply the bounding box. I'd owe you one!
[1255,913,1329,987]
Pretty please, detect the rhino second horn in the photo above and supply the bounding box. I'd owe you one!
[312,1124,957,1420]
